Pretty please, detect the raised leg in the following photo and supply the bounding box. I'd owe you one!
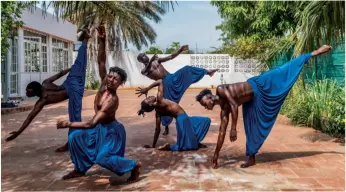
[311,45,332,57]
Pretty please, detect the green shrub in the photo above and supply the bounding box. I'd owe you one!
[90,80,100,90]
[85,71,101,90]
[280,79,345,137]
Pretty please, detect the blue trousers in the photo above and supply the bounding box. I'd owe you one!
[243,53,312,156]
[68,121,136,175]
[161,66,208,126]
[169,113,211,151]
[62,42,87,134]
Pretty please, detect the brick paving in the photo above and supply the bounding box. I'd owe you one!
[1,89,344,191]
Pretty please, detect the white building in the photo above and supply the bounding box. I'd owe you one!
[1,7,77,101]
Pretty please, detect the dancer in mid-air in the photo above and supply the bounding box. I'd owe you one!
[137,47,218,136]
[6,28,90,153]
[195,45,332,168]
[57,26,141,182]
[137,79,211,151]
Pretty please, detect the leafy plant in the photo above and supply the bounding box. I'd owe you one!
[281,79,345,137]
[1,1,36,60]
[146,46,163,54]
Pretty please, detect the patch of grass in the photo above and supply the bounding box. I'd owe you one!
[281,79,345,137]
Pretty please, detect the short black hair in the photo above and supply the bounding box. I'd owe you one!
[137,99,155,117]
[109,66,127,83]
[26,81,42,96]
[137,53,146,62]
[196,89,212,102]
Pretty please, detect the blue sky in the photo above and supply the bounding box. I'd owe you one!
[38,1,223,52]
[129,1,223,52]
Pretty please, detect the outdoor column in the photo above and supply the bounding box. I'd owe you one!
[17,28,24,97]
[6,39,11,100]
[48,35,53,73]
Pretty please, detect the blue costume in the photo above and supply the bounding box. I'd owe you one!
[162,66,208,126]
[68,121,137,175]
[243,53,312,156]
[62,42,87,134]
[169,113,211,151]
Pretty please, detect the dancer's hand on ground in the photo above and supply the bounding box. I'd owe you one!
[135,87,148,98]
[211,156,218,169]
[6,131,19,142]
[57,120,70,129]
[208,69,219,77]
[181,45,189,51]
[143,144,152,148]
[230,129,237,142]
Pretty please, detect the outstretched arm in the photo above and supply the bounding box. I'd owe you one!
[6,99,46,141]
[143,112,161,148]
[97,33,107,81]
[42,68,70,84]
[135,79,163,98]
[158,45,188,63]
[153,112,161,147]
[212,108,230,169]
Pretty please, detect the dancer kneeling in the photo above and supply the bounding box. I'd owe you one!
[137,79,211,151]
[57,67,141,183]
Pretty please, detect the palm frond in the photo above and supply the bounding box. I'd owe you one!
[277,1,344,56]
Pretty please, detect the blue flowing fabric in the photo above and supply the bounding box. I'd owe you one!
[169,113,211,151]
[162,66,208,126]
[243,53,312,156]
[68,120,136,175]
[62,42,87,134]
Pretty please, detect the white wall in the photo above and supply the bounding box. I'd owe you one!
[19,73,67,97]
[21,7,77,42]
[82,51,260,88]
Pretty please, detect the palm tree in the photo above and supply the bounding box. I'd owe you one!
[41,1,177,53]
[276,1,344,87]
[274,1,344,57]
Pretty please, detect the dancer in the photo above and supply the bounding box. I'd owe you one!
[137,79,211,151]
[137,49,218,135]
[56,26,141,182]
[6,28,91,153]
[195,45,332,168]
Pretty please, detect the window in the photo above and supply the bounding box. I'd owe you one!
[24,30,48,72]
[11,38,18,94]
[52,38,70,72]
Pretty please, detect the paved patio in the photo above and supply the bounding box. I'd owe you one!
[1,89,345,191]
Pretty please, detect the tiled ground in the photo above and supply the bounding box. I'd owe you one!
[2,89,345,191]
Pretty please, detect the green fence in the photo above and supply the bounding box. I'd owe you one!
[272,44,345,86]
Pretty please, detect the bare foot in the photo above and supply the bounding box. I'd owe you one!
[162,126,169,136]
[158,143,170,150]
[312,45,332,56]
[208,69,219,77]
[77,28,91,42]
[199,143,207,148]
[62,170,85,180]
[55,142,68,153]
[240,155,256,168]
[127,162,141,183]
